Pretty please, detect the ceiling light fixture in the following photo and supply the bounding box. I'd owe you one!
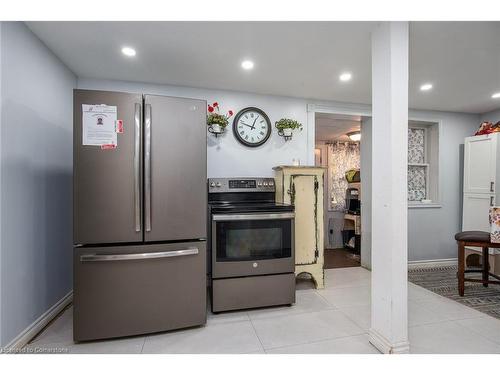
[420,83,433,91]
[121,46,136,57]
[241,60,254,70]
[492,92,500,99]
[347,131,361,142]
[339,72,352,82]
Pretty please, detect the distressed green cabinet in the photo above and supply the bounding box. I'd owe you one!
[274,166,325,288]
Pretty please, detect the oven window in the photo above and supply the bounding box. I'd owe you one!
[216,219,292,262]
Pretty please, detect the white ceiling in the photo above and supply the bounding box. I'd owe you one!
[27,21,500,114]
[315,113,361,142]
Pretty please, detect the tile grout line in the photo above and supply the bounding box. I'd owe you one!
[264,333,372,353]
[247,313,266,354]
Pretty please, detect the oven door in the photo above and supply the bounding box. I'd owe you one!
[212,212,295,278]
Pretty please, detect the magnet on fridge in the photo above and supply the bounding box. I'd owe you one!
[115,120,124,133]
[101,144,117,150]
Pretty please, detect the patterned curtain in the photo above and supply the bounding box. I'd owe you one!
[327,142,360,211]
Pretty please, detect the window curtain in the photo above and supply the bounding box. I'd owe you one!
[327,142,360,211]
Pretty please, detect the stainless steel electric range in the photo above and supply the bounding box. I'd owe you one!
[208,177,296,313]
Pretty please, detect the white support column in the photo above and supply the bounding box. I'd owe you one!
[369,22,410,354]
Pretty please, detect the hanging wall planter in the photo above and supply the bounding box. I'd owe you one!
[276,118,303,141]
[207,102,233,138]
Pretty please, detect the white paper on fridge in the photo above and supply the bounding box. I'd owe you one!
[82,104,118,146]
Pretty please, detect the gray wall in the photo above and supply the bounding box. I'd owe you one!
[361,109,479,265]
[407,110,479,261]
[480,108,500,123]
[0,22,76,346]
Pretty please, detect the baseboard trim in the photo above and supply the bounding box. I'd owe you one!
[368,328,410,354]
[408,258,457,269]
[3,291,73,352]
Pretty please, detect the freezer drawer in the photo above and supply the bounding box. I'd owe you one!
[74,242,206,342]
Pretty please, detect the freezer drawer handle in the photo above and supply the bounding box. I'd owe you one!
[212,213,295,221]
[80,247,199,262]
[134,103,142,232]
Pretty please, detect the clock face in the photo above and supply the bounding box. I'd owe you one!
[232,107,271,147]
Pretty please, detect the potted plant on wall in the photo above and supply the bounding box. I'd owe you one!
[275,118,303,141]
[207,102,233,137]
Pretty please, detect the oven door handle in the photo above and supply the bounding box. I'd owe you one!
[212,213,295,221]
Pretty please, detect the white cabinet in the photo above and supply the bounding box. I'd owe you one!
[462,193,495,231]
[463,134,498,195]
[462,133,498,231]
[274,166,325,289]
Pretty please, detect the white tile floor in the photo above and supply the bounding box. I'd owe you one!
[26,267,500,354]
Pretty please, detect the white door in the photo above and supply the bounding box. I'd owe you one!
[462,193,495,231]
[463,134,497,194]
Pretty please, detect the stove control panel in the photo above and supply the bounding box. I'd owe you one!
[208,178,275,193]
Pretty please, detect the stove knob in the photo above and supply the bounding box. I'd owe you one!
[257,182,263,187]
[263,181,268,186]
[269,180,274,186]
[216,182,222,187]
[210,182,216,187]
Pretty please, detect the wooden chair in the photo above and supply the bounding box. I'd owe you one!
[455,231,500,296]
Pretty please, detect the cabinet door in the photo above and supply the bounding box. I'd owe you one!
[462,193,495,232]
[290,175,320,265]
[464,135,497,194]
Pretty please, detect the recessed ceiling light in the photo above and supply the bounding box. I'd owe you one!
[492,92,500,99]
[339,72,352,82]
[347,131,361,141]
[241,60,254,70]
[121,47,136,57]
[420,83,433,91]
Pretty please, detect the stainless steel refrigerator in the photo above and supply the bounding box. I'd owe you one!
[73,89,207,342]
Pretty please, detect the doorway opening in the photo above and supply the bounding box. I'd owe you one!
[314,112,369,269]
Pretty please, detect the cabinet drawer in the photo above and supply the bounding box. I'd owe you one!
[74,242,206,341]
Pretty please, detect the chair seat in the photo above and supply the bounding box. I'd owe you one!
[455,231,491,243]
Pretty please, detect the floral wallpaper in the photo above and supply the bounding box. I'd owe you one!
[408,165,427,201]
[327,142,360,211]
[408,128,427,201]
[490,207,500,243]
[408,128,425,164]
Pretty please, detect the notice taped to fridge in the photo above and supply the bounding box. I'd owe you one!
[82,104,118,147]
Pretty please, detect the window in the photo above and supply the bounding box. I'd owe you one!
[408,121,439,205]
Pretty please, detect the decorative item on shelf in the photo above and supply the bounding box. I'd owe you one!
[345,169,360,183]
[275,118,303,141]
[474,121,500,136]
[207,102,233,137]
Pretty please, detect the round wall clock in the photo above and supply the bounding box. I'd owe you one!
[232,107,271,147]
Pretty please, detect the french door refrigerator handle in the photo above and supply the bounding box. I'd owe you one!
[145,103,152,232]
[134,103,142,232]
[80,248,199,262]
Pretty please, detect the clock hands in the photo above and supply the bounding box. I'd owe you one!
[252,115,259,129]
[241,122,255,129]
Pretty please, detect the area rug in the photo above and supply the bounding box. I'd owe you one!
[408,265,500,320]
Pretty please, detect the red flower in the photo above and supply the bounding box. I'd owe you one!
[208,105,214,113]
[228,110,233,116]
[213,102,219,107]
